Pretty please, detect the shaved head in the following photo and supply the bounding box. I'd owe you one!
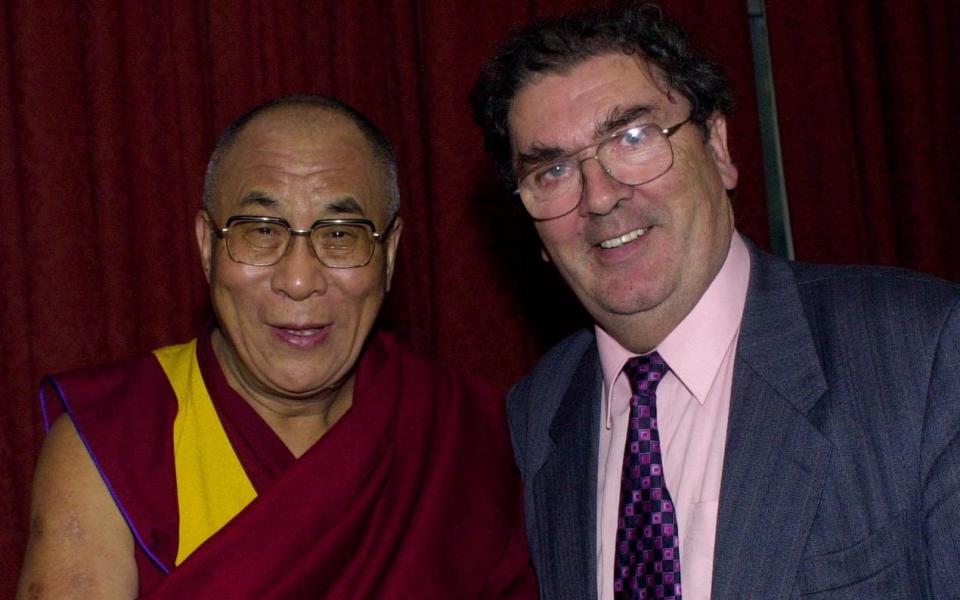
[204,94,399,218]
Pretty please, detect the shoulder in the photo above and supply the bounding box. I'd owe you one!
[384,331,497,390]
[510,328,596,405]
[52,343,181,389]
[507,329,597,439]
[17,415,138,597]
[42,342,188,430]
[370,332,524,483]
[372,330,505,419]
[786,261,960,333]
[745,245,960,337]
[48,341,191,405]
[771,260,960,415]
[790,260,960,302]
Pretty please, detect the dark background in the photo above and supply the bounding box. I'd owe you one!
[2,1,958,593]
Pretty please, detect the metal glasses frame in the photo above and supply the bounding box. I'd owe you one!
[514,117,691,220]
[208,214,393,268]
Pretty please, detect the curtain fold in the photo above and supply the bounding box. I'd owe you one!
[766,1,960,279]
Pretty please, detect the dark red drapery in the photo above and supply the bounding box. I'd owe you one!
[2,1,955,594]
[766,1,960,279]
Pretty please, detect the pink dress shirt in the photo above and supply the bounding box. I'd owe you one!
[595,232,750,600]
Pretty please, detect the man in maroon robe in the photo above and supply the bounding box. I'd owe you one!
[18,94,537,599]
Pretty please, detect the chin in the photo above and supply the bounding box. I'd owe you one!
[261,360,341,395]
[586,280,671,316]
[596,298,663,318]
[273,377,340,398]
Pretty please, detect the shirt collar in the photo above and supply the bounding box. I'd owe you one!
[596,231,751,427]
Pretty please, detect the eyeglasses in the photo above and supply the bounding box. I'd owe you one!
[515,117,690,220]
[208,214,393,268]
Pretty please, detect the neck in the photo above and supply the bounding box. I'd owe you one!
[211,329,354,458]
[597,278,709,353]
[251,380,354,458]
[598,228,735,354]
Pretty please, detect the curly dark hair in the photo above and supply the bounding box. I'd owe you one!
[470,1,733,187]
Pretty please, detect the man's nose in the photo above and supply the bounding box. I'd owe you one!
[270,234,328,300]
[578,156,633,216]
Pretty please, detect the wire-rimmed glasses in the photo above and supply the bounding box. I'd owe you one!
[515,117,690,220]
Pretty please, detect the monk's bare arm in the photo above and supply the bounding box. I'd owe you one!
[17,415,138,599]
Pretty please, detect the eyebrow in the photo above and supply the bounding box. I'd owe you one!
[594,104,654,138]
[324,197,365,215]
[238,192,278,208]
[514,103,656,174]
[236,193,364,216]
[514,146,567,175]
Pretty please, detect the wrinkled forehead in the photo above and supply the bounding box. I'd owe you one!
[212,108,390,218]
[507,53,682,153]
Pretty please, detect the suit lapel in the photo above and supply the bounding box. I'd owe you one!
[711,246,832,599]
[532,344,601,600]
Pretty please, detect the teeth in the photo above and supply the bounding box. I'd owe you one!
[285,328,320,336]
[600,227,649,249]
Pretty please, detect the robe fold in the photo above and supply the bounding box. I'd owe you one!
[40,329,537,598]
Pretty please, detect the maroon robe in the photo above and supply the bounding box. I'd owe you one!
[41,330,537,598]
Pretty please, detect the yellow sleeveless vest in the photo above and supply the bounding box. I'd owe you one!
[153,340,257,565]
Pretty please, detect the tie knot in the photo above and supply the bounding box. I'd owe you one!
[624,352,668,396]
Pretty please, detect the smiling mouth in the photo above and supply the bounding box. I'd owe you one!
[599,226,651,249]
[271,324,331,348]
[281,327,325,336]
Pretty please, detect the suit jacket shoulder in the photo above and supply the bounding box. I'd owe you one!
[714,246,960,599]
[791,260,960,442]
[507,328,597,477]
[791,260,960,331]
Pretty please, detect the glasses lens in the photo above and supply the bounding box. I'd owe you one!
[518,159,581,220]
[227,220,289,266]
[311,223,374,268]
[599,124,674,185]
[516,124,678,220]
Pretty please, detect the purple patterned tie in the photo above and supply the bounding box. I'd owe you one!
[614,352,681,599]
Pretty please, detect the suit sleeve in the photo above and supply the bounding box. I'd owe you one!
[921,298,960,597]
[506,382,529,477]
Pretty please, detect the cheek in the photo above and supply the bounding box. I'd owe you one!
[678,145,727,197]
[654,156,724,224]
[210,261,269,316]
[351,271,388,309]
[327,265,390,318]
[535,219,581,261]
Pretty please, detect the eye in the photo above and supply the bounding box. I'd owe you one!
[603,124,662,165]
[618,125,652,149]
[237,221,285,247]
[319,227,357,242]
[532,160,575,189]
[314,226,364,255]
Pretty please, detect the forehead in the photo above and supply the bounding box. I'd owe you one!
[508,53,681,151]
[213,108,388,218]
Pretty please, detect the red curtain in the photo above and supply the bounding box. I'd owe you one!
[767,1,960,279]
[15,0,942,593]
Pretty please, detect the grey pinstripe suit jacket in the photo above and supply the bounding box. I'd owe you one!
[507,243,960,599]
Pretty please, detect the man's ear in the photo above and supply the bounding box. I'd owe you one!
[705,113,739,191]
[383,216,403,292]
[195,210,214,283]
[540,247,552,263]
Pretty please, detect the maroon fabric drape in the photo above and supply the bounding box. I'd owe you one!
[766,1,960,279]
[3,1,787,594]
[41,331,536,597]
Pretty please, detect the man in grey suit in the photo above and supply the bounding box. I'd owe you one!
[471,3,960,599]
